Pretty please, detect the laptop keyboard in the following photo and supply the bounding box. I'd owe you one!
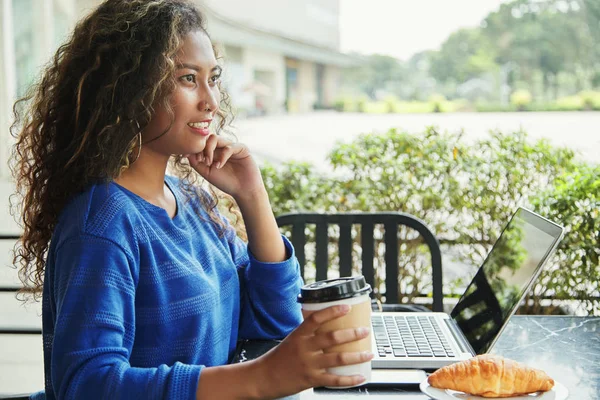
[372,315,456,358]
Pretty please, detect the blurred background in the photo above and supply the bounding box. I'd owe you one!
[0,0,599,394]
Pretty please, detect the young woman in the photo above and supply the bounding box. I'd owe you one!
[10,1,372,399]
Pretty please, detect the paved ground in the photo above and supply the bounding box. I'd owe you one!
[1,111,598,394]
[236,111,600,171]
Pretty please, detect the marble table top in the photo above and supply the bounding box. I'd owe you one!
[292,315,600,400]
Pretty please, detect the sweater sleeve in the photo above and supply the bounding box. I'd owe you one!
[50,234,202,400]
[230,234,303,340]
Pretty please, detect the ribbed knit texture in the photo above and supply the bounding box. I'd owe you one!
[36,176,303,400]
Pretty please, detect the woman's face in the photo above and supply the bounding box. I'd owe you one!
[142,30,221,157]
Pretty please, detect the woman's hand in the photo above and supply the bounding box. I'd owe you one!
[186,134,264,200]
[252,305,374,399]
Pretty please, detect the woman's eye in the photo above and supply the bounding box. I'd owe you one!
[209,75,221,85]
[182,74,196,84]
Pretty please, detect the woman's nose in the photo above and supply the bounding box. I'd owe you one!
[199,88,219,112]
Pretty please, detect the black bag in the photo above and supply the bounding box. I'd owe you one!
[228,339,281,364]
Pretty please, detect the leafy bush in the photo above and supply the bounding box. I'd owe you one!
[383,95,400,113]
[474,103,517,112]
[393,101,434,113]
[333,96,357,112]
[335,91,600,113]
[428,94,446,113]
[261,128,599,313]
[510,90,533,110]
[528,166,600,314]
[356,96,369,113]
[445,98,471,112]
[552,95,585,111]
[362,101,389,114]
[333,96,468,114]
[578,90,600,110]
[261,161,333,215]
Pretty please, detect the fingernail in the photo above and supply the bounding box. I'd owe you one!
[356,327,370,335]
[362,351,374,359]
[338,304,351,313]
[215,162,221,169]
[356,375,366,383]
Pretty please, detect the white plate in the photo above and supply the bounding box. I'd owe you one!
[419,379,568,400]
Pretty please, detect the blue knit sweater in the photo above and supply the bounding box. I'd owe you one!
[36,176,303,400]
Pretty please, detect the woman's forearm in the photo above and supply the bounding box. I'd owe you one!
[196,360,267,400]
[234,188,287,263]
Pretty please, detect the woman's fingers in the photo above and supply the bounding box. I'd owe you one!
[310,326,371,351]
[212,145,233,169]
[195,135,249,169]
[294,305,351,336]
[315,350,374,369]
[202,134,219,166]
[211,142,249,168]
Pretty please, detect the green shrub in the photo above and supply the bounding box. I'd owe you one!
[261,161,333,215]
[262,127,595,312]
[428,94,446,113]
[393,101,434,113]
[362,101,389,114]
[578,90,600,110]
[335,92,600,113]
[528,166,600,314]
[356,96,369,113]
[445,98,471,112]
[474,103,516,112]
[510,90,533,111]
[333,96,357,112]
[383,95,400,113]
[552,95,584,111]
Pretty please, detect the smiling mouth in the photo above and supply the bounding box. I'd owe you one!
[187,121,210,129]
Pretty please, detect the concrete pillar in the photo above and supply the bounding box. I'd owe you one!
[323,65,340,107]
[298,60,316,113]
[1,0,16,179]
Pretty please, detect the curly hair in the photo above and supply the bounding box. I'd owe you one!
[10,0,244,301]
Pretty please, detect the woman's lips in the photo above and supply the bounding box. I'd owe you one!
[188,125,210,136]
[187,120,211,136]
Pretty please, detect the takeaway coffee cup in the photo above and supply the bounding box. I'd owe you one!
[297,276,372,387]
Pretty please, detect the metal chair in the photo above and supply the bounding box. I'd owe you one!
[0,235,38,400]
[0,234,41,335]
[276,212,444,312]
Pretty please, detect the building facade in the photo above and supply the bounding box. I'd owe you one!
[0,0,357,178]
[199,0,356,115]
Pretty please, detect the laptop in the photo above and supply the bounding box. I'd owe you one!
[371,207,564,369]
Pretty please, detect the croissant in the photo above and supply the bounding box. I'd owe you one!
[428,354,554,398]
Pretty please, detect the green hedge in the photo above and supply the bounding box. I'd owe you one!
[261,128,599,313]
[334,91,600,113]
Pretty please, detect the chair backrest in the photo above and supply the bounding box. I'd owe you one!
[0,234,41,335]
[276,212,443,312]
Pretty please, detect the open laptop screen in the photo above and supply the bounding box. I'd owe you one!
[450,208,563,354]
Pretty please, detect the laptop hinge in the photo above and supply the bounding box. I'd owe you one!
[445,319,476,355]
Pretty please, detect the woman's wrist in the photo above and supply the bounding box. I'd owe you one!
[234,186,287,263]
[233,185,269,209]
[196,360,266,400]
[246,358,271,400]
